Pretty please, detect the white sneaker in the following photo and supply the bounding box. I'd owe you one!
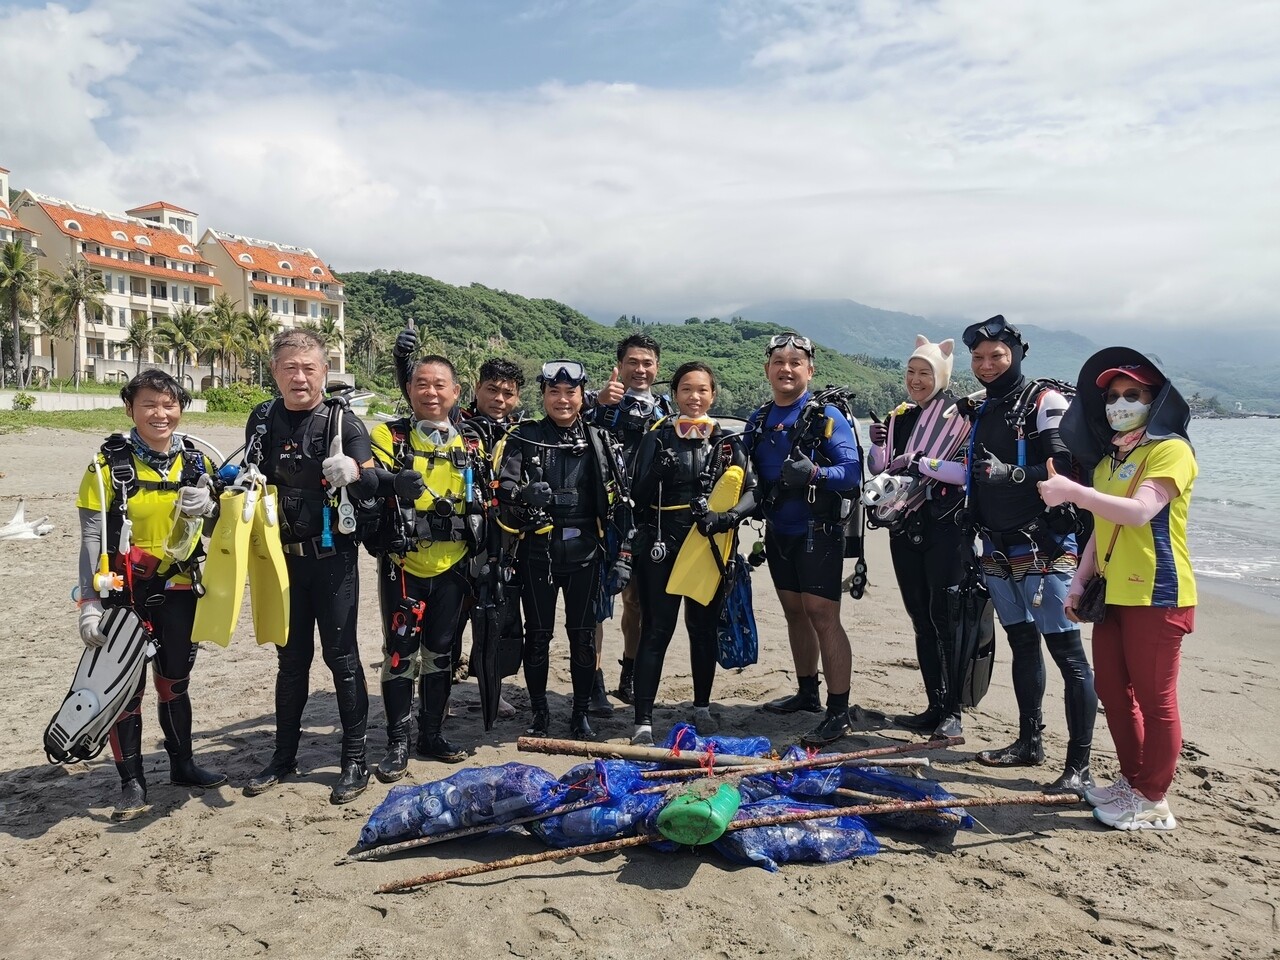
[631,725,654,746]
[1093,786,1178,831]
[1085,774,1131,807]
[691,706,719,735]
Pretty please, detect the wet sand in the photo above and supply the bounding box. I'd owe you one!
[1,426,1277,960]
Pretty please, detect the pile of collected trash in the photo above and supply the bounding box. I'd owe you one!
[357,724,972,873]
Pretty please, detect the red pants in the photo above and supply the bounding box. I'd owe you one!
[1091,605,1194,801]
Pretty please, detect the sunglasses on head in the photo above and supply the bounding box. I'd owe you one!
[767,333,814,356]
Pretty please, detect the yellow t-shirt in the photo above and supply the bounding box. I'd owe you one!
[76,443,211,585]
[1091,437,1197,608]
[370,422,480,579]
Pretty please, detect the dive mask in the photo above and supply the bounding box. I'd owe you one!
[673,416,715,441]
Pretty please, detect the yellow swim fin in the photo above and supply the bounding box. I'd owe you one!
[248,484,290,647]
[191,485,256,647]
[667,465,745,607]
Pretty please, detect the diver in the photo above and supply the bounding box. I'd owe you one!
[74,369,226,819]
[744,333,862,747]
[242,328,380,805]
[368,354,487,781]
[496,360,632,741]
[961,314,1097,794]
[627,361,757,745]
[865,336,972,740]
[586,332,673,711]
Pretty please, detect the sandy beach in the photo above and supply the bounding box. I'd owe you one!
[1,425,1277,960]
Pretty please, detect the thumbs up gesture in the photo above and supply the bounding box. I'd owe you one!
[1037,457,1080,508]
[322,431,360,488]
[597,365,625,406]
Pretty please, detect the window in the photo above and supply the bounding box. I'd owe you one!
[278,260,292,271]
[64,220,82,231]
[183,286,190,304]
[112,230,127,241]
[135,235,151,246]
[271,298,279,314]
[104,272,113,291]
[311,266,324,276]
[118,307,126,323]
[310,302,318,318]
[239,253,253,264]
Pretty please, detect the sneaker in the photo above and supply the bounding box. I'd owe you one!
[630,725,654,746]
[496,695,517,719]
[800,710,853,748]
[1084,774,1131,808]
[1092,787,1177,831]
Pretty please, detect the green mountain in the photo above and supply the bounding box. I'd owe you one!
[736,299,1100,383]
[340,271,910,417]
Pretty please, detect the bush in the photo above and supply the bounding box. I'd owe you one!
[365,396,397,418]
[12,392,36,411]
[201,382,274,412]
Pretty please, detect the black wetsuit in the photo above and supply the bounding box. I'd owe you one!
[247,399,374,770]
[497,416,622,719]
[628,423,756,727]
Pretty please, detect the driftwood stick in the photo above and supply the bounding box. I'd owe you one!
[377,791,1077,892]
[516,736,764,768]
[636,736,964,782]
[346,795,607,862]
[376,833,655,893]
[830,788,963,825]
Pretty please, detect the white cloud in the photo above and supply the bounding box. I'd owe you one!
[1,0,1277,330]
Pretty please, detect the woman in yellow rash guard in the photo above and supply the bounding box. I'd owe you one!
[75,369,226,820]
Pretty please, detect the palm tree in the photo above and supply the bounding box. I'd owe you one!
[37,293,69,381]
[348,312,387,384]
[154,305,201,387]
[302,316,344,368]
[243,303,280,387]
[207,294,249,384]
[0,240,41,389]
[122,316,156,376]
[50,259,106,388]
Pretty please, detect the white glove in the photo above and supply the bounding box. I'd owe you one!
[177,483,216,517]
[79,600,107,648]
[322,454,360,488]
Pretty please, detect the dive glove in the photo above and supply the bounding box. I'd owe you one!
[886,453,921,476]
[654,448,680,480]
[393,469,427,501]
[779,452,818,491]
[79,600,107,648]
[322,455,361,488]
[972,446,1012,485]
[177,481,216,518]
[608,554,632,595]
[393,329,418,362]
[698,511,735,536]
[868,422,889,446]
[520,481,554,509]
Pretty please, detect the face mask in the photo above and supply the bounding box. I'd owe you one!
[1105,397,1151,432]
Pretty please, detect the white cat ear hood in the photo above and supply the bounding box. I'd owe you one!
[907,335,954,403]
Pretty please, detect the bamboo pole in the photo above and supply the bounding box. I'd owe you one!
[345,795,607,862]
[377,791,1077,893]
[516,735,764,768]
[636,736,964,782]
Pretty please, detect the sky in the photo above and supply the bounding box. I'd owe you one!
[1,0,1277,329]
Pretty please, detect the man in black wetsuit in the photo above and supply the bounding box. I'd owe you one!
[243,328,380,804]
[497,360,631,740]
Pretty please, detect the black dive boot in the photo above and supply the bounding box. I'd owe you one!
[569,651,597,740]
[246,658,306,796]
[416,673,467,763]
[569,710,595,741]
[894,703,943,732]
[158,693,227,788]
[111,714,149,821]
[976,714,1046,767]
[763,674,824,714]
[589,668,615,718]
[801,692,854,747]
[614,657,635,705]
[330,757,370,805]
[375,679,413,783]
[1046,743,1096,796]
[527,697,551,736]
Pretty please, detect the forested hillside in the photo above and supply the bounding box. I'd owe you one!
[341,270,910,417]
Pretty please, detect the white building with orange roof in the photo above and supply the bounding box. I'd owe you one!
[199,228,347,375]
[13,190,221,387]
[0,167,48,381]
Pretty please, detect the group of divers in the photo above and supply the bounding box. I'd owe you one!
[60,314,1199,833]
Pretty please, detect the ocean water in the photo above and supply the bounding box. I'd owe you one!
[1184,418,1280,612]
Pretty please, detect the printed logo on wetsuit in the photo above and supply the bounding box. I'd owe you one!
[1117,463,1138,481]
